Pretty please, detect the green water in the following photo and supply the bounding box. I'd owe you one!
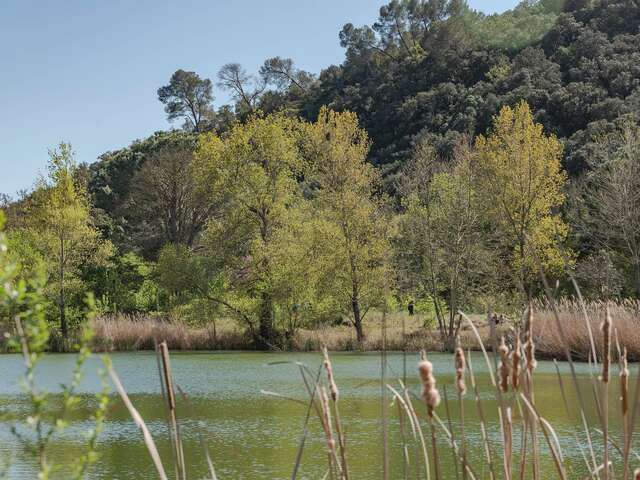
[0,351,631,479]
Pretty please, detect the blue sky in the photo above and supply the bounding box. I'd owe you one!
[0,0,519,196]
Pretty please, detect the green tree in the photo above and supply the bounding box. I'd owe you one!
[194,114,302,347]
[473,101,569,294]
[303,108,391,343]
[397,140,488,349]
[157,69,215,132]
[1,212,109,479]
[20,144,113,338]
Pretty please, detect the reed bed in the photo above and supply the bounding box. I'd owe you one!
[91,315,247,351]
[89,312,496,352]
[533,299,640,361]
[89,302,640,362]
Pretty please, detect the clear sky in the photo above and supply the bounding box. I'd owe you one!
[0,0,519,197]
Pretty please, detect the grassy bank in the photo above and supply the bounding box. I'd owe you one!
[90,312,490,352]
[90,300,640,359]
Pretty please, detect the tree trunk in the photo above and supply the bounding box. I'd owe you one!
[352,296,365,344]
[258,291,274,349]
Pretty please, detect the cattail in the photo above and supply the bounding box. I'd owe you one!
[634,468,640,480]
[524,304,537,372]
[322,346,339,402]
[418,355,440,418]
[498,336,510,393]
[621,347,629,416]
[320,386,336,452]
[511,331,521,391]
[454,342,466,396]
[601,304,611,383]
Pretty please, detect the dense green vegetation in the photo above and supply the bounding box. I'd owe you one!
[2,0,640,350]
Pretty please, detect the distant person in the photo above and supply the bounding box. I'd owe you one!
[408,300,415,316]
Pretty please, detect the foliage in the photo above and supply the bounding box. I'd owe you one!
[473,102,569,292]
[157,69,215,132]
[573,123,640,296]
[396,139,490,347]
[88,130,197,254]
[126,144,215,257]
[0,212,109,479]
[303,107,392,342]
[14,144,113,338]
[88,251,158,314]
[195,114,303,346]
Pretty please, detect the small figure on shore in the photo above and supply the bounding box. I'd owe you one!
[408,300,415,316]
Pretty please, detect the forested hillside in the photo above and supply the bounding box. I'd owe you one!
[91,0,639,209]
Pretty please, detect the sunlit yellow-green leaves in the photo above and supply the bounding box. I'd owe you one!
[474,101,570,285]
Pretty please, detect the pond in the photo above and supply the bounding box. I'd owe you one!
[0,351,631,479]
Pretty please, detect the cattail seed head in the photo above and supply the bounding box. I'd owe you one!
[511,332,522,391]
[621,347,629,416]
[601,304,611,384]
[418,357,440,418]
[454,342,466,396]
[524,305,537,372]
[498,336,510,393]
[322,346,339,402]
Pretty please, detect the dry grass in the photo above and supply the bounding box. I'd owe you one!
[292,312,493,352]
[90,301,640,361]
[91,315,247,351]
[533,299,640,361]
[90,312,498,353]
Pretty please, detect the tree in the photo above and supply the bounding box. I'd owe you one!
[157,69,215,132]
[194,114,302,347]
[127,144,215,256]
[259,57,314,93]
[473,101,568,295]
[89,130,198,253]
[579,124,640,296]
[216,63,265,114]
[20,144,113,338]
[396,139,488,349]
[303,107,391,343]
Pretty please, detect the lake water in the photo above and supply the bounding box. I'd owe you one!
[0,351,631,479]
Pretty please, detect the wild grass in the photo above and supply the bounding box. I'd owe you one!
[90,315,247,351]
[90,302,640,362]
[89,312,496,352]
[533,299,640,361]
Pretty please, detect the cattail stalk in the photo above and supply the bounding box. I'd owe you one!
[419,352,441,480]
[157,341,186,480]
[523,303,539,480]
[323,347,348,480]
[320,386,340,478]
[621,348,630,479]
[498,337,510,394]
[455,342,467,480]
[601,305,612,480]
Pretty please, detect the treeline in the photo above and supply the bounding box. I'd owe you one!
[5,102,639,348]
[2,0,640,349]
